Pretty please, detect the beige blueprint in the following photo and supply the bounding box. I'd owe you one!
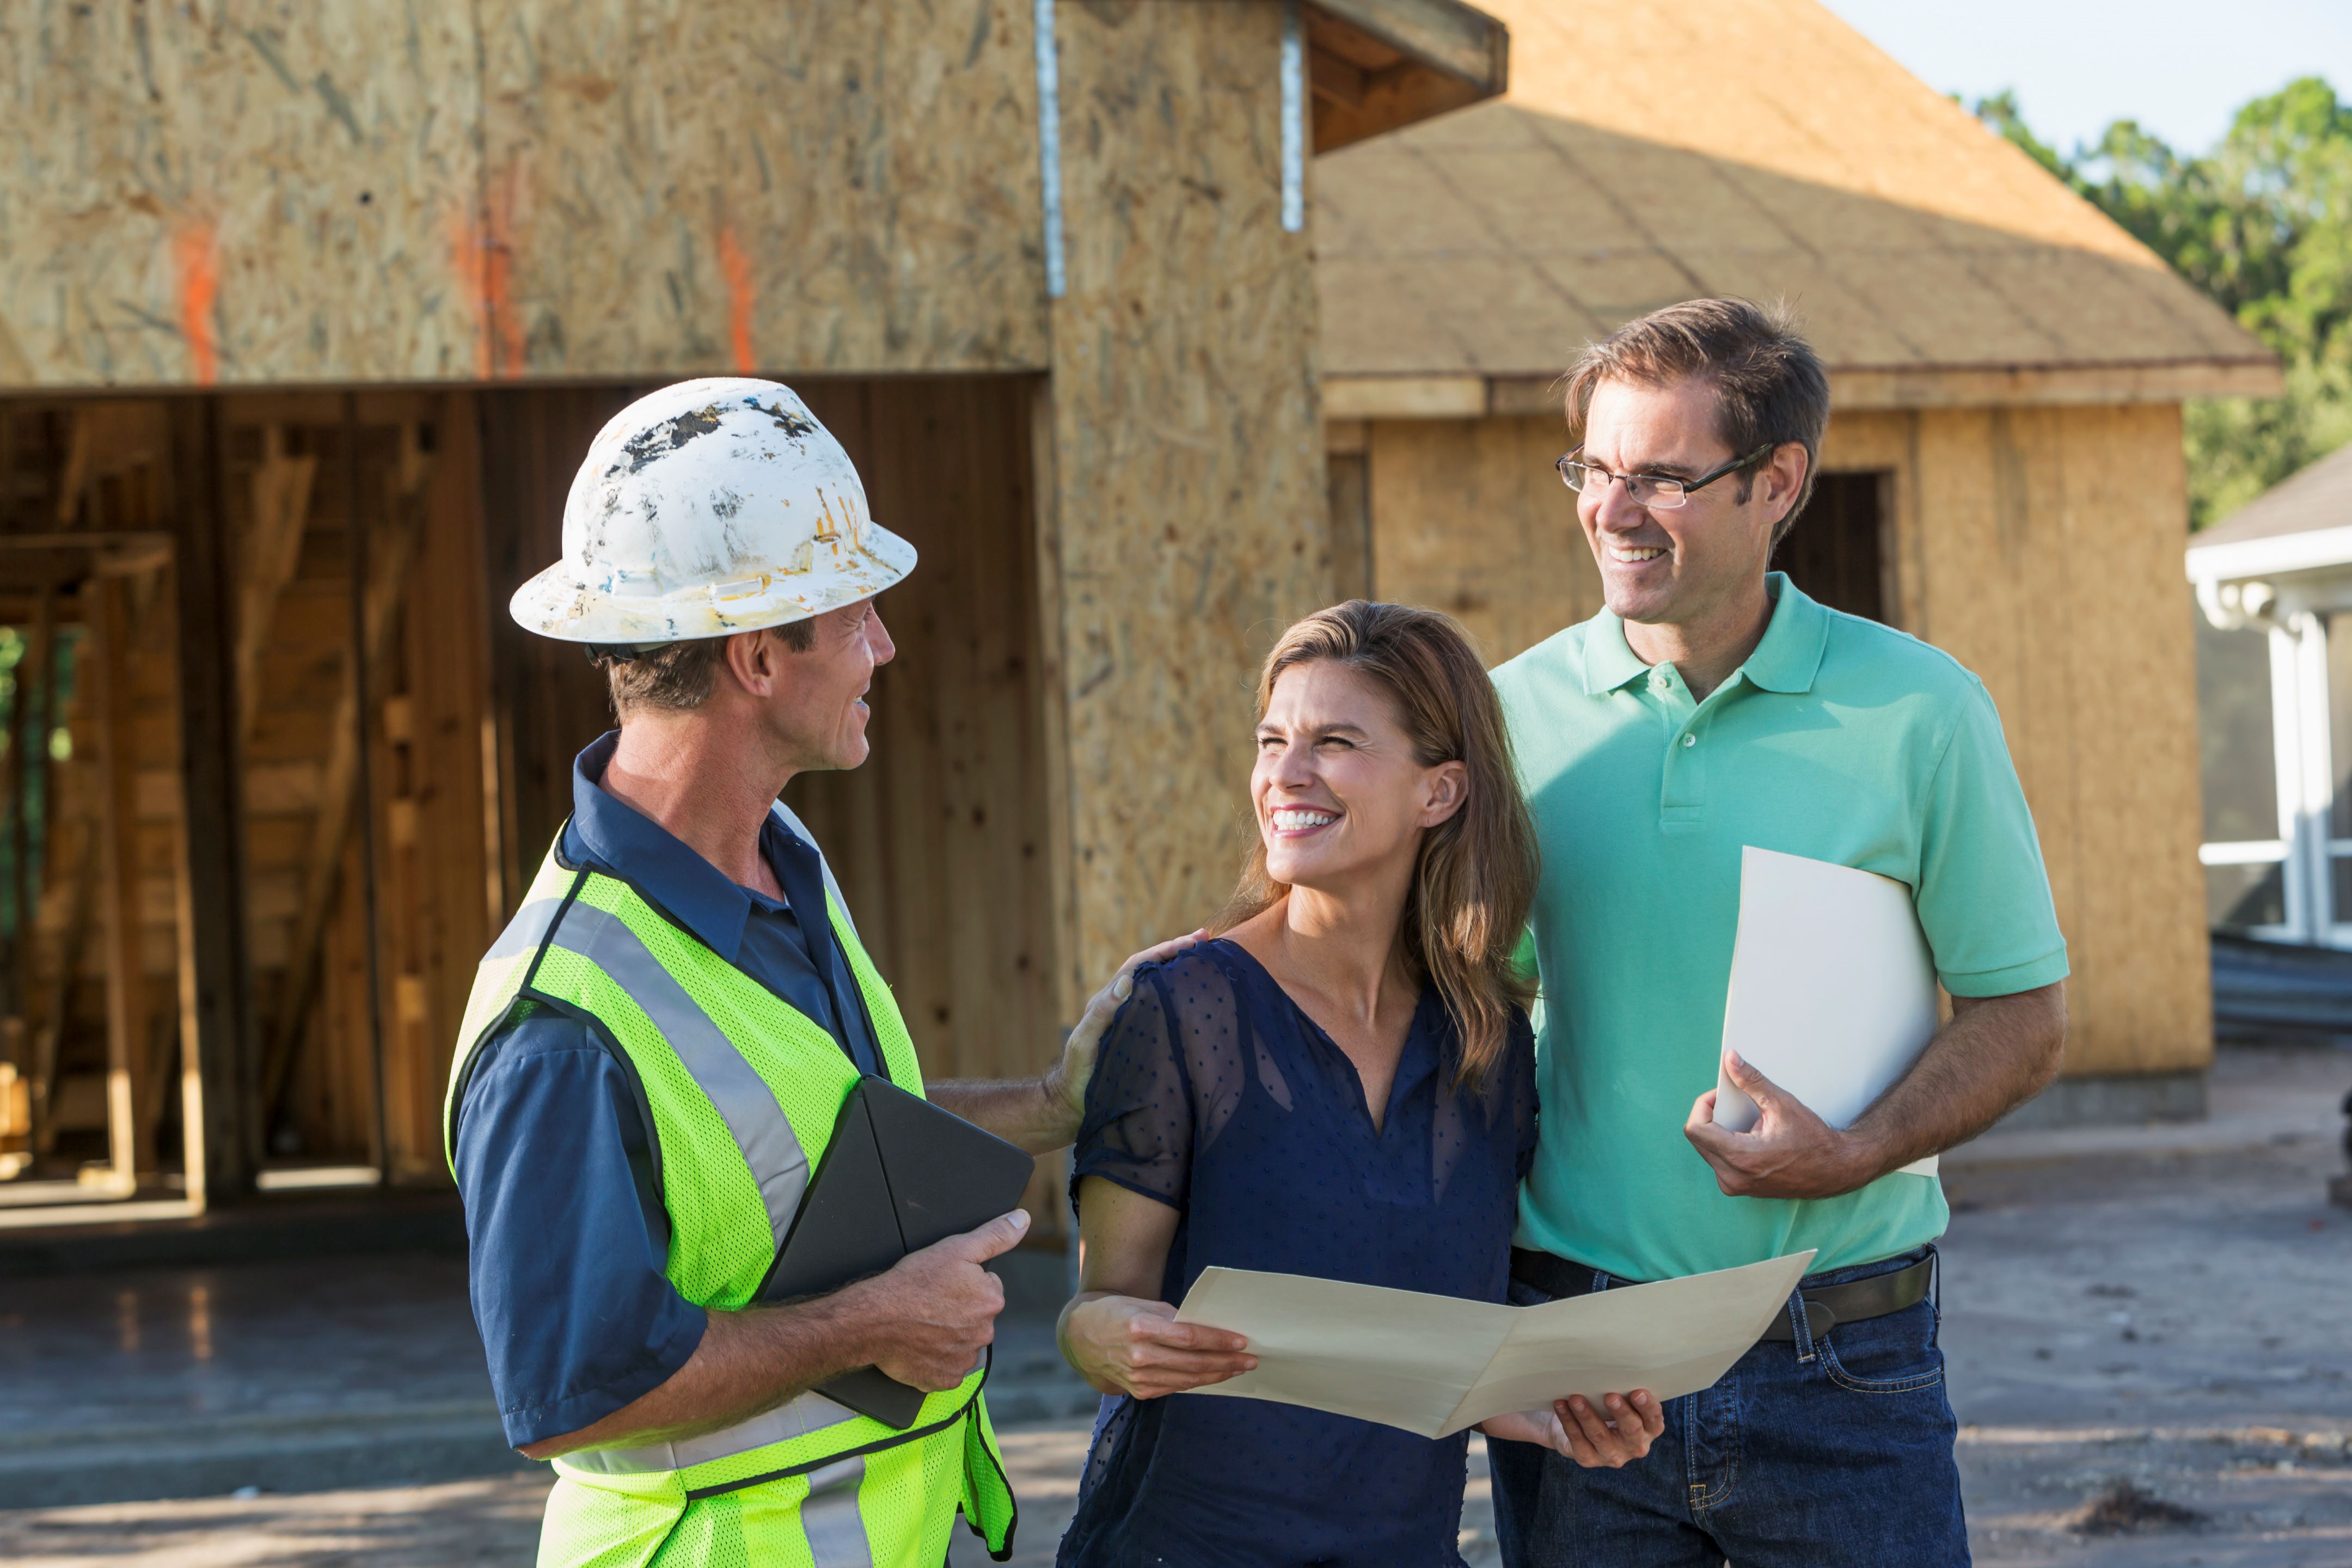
[1171,1252,1814,1440]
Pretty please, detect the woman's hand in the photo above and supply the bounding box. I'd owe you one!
[1058,1293,1257,1399]
[1479,1390,1663,1468]
[1045,930,1207,1131]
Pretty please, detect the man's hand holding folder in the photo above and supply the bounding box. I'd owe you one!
[844,1206,1033,1392]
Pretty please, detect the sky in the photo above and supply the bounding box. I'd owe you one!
[1817,1,2352,157]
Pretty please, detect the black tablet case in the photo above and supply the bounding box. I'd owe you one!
[760,1075,1037,1428]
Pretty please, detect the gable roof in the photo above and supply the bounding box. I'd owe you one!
[1316,0,2278,416]
[2185,442,2352,585]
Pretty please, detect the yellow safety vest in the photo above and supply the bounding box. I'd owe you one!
[446,829,1018,1568]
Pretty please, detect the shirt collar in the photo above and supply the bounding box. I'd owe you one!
[1579,573,1828,697]
[569,731,761,964]
[1741,574,1831,694]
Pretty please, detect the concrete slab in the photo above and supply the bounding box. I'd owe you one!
[1951,1045,2350,1169]
[0,1046,2344,1561]
[0,1241,1096,1509]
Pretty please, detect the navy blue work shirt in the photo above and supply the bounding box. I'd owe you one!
[454,732,883,1448]
[1059,941,1538,1567]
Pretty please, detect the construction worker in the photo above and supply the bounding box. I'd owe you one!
[445,379,1185,1567]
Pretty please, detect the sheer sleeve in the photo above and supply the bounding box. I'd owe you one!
[1507,1006,1540,1183]
[1071,966,1196,1212]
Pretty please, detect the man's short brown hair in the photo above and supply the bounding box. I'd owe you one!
[1561,298,1830,541]
[591,618,816,718]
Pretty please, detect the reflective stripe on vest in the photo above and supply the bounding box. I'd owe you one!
[446,836,1018,1565]
[549,896,811,1253]
[557,1388,860,1478]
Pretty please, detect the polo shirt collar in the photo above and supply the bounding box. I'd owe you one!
[1579,610,1652,695]
[1579,572,1829,697]
[1741,573,1831,694]
[569,731,756,965]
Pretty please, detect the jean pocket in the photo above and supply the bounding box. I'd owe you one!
[1818,1308,1946,1395]
[1506,1276,1554,1308]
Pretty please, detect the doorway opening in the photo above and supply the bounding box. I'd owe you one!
[1776,470,1892,624]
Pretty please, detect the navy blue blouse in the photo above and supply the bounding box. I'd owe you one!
[1061,940,1538,1568]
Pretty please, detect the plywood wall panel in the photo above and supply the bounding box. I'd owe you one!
[1364,415,1599,665]
[0,2,483,387]
[0,1,1049,390]
[476,1,1049,381]
[2039,405,2209,1074]
[1043,0,1332,990]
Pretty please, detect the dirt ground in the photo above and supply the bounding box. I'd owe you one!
[4,1048,2347,1567]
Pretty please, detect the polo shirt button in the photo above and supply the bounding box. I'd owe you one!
[1682,733,1696,747]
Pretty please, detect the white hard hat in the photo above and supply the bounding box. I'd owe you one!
[510,378,916,648]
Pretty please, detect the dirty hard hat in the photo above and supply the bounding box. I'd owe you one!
[510,378,915,648]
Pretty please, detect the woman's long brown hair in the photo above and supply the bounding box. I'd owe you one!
[1211,601,1539,1092]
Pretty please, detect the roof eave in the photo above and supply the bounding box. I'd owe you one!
[1322,357,2284,421]
[1304,0,1508,153]
[2186,525,2352,586]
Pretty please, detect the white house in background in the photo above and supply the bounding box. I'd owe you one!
[2187,442,2352,945]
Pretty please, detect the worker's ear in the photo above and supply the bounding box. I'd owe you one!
[719,627,784,699]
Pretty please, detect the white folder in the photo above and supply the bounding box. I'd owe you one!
[1710,847,1942,1179]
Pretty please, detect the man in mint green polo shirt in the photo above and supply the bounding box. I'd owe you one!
[1487,299,2068,1568]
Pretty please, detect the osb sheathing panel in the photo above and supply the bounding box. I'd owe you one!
[1044,0,1331,993]
[0,1,1047,388]
[1832,405,2212,1079]
[0,3,483,386]
[1363,403,2211,1077]
[479,1,1049,379]
[1365,415,1598,666]
[1316,0,2269,383]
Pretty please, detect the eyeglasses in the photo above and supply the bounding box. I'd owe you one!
[1555,443,1775,509]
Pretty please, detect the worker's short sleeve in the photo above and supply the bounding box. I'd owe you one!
[1070,961,1210,1215]
[454,1008,707,1449]
[1914,682,2072,997]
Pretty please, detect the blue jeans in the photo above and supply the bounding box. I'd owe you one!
[1489,1247,1968,1567]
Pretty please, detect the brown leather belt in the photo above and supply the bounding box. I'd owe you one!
[1510,1246,1934,1342]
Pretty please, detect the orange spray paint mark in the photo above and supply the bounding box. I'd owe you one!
[452,163,526,378]
[716,225,756,375]
[172,221,220,385]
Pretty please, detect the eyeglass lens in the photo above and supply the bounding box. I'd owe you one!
[1557,459,1688,509]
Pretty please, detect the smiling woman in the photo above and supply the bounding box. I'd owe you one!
[1051,601,1665,1568]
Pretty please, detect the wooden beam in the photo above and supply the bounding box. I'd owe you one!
[1305,0,1505,91]
[1310,47,1370,107]
[1824,359,2284,409]
[167,397,258,1208]
[1322,374,1489,419]
[6,591,52,1047]
[27,840,97,1156]
[1329,360,2288,421]
[1304,0,1505,151]
[51,405,169,527]
[234,428,319,742]
[90,575,154,1182]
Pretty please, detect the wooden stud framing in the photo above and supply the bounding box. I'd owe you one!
[166,398,256,1203]
[90,577,155,1182]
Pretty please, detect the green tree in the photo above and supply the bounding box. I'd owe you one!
[1977,79,2352,525]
